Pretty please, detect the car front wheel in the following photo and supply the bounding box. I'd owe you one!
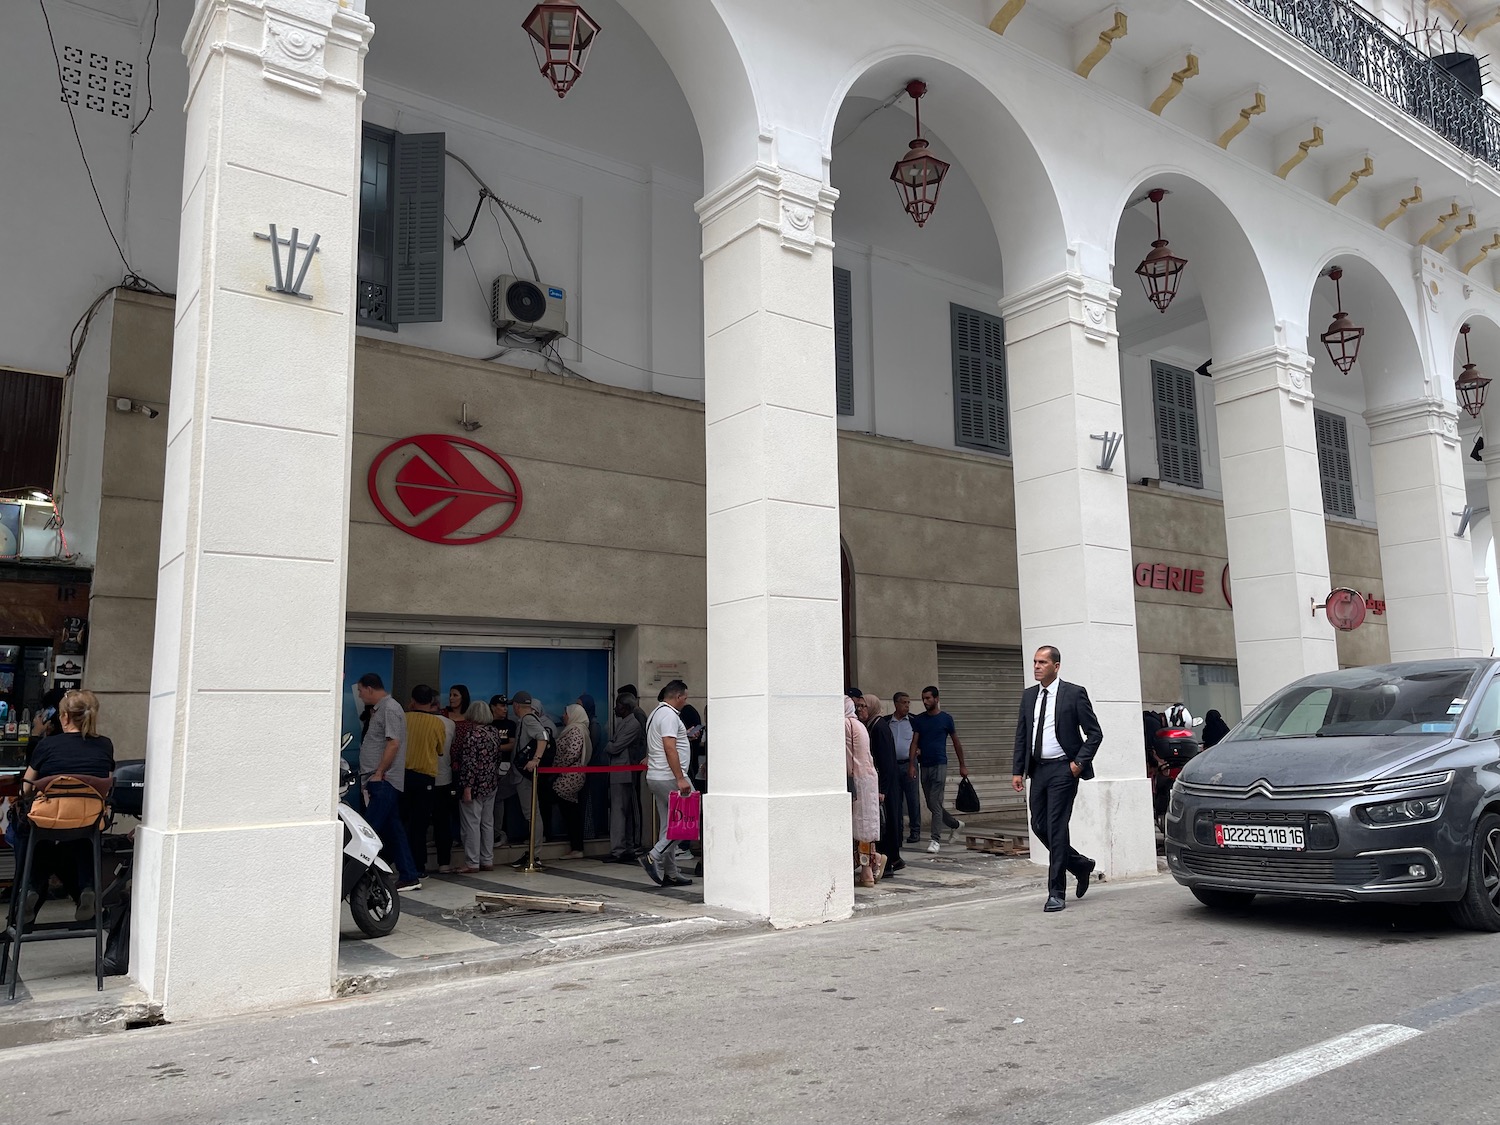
[1449,812,1500,933]
[1190,887,1255,911]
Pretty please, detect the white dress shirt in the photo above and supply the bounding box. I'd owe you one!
[1034,680,1066,760]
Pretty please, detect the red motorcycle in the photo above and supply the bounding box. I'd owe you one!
[1150,727,1201,820]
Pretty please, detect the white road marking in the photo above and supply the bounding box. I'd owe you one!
[1088,1023,1423,1125]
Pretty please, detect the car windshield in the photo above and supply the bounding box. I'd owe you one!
[1230,663,1486,740]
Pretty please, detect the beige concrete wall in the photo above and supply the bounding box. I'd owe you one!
[86,292,173,759]
[1326,521,1390,667]
[838,432,1018,700]
[1128,486,1237,709]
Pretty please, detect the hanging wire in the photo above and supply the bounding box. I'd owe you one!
[129,0,159,136]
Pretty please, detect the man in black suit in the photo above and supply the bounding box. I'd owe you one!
[1011,645,1101,912]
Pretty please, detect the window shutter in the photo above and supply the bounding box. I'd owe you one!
[390,132,446,324]
[833,267,854,416]
[1152,362,1202,488]
[1314,409,1356,518]
[951,304,1009,453]
[0,370,64,492]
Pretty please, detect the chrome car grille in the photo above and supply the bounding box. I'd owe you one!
[1181,851,1380,885]
[1177,770,1453,802]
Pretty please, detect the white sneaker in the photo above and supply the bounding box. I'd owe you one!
[927,840,941,854]
[948,819,965,843]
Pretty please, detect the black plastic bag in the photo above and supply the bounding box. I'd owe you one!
[955,776,981,814]
[103,898,131,976]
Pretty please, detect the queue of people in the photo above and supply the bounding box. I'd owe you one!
[351,673,709,891]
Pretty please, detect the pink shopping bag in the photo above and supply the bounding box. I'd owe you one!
[666,789,701,841]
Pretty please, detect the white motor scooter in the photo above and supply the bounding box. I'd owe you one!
[338,735,401,937]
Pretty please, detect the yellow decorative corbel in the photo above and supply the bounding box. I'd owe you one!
[990,0,1027,34]
[1149,53,1200,115]
[1436,212,1478,253]
[1417,202,1462,246]
[1276,126,1324,178]
[1463,233,1500,274]
[1216,90,1266,149]
[1077,12,1128,79]
[1377,185,1422,230]
[1328,156,1375,207]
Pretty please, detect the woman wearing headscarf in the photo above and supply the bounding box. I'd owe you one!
[452,700,502,872]
[845,696,881,887]
[551,703,591,858]
[862,694,902,875]
[1201,709,1231,749]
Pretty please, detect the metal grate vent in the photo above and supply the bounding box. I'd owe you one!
[59,45,132,120]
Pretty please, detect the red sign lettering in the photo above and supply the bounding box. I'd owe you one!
[1134,560,1209,597]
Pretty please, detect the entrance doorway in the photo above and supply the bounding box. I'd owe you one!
[1179,661,1241,726]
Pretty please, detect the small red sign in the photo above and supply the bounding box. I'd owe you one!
[1134,561,1206,594]
[368,434,523,545]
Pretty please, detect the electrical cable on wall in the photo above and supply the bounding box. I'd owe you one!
[444,149,542,282]
[130,0,159,136]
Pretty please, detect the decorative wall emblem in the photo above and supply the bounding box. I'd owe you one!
[254,224,320,299]
[368,434,524,546]
[780,201,816,254]
[261,12,329,94]
[58,45,132,120]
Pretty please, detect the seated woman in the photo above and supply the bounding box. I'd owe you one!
[16,690,115,925]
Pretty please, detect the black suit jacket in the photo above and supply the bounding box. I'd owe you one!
[1013,680,1103,780]
[867,716,898,797]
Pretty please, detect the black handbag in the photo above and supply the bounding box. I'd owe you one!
[955,776,981,814]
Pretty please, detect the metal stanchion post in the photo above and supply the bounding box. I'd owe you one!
[521,767,542,873]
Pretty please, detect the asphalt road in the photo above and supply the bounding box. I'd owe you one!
[3,875,1498,1125]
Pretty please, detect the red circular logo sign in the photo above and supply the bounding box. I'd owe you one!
[368,434,523,545]
[1324,588,1368,632]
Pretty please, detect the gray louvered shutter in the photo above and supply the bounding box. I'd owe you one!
[834,267,854,416]
[1152,362,1202,488]
[390,132,445,324]
[1314,409,1356,518]
[951,304,1009,453]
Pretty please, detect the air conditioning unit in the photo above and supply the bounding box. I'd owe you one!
[491,275,568,341]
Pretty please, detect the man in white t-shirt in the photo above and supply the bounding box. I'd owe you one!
[640,679,694,887]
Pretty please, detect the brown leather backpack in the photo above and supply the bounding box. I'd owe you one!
[26,774,112,833]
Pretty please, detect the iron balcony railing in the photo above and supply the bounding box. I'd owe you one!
[1237,0,1500,167]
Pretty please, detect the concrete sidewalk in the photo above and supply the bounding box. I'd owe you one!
[0,830,1045,1048]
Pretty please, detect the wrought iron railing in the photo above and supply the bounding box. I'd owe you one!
[1237,0,1500,167]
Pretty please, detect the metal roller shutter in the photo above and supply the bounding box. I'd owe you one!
[936,644,1026,813]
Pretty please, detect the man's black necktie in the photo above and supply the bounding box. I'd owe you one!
[1032,687,1048,770]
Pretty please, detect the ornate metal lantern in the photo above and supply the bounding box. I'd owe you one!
[522,2,601,99]
[1457,323,1492,418]
[1134,188,1188,313]
[1320,266,1364,375]
[889,80,949,228]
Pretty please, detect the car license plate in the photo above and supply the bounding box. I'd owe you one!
[1215,823,1304,850]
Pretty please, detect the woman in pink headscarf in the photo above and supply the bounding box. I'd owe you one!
[845,695,882,886]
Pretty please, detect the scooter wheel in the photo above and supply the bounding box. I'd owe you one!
[350,868,401,937]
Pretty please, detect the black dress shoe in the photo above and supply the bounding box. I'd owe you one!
[1076,860,1097,899]
[888,859,906,873]
[666,875,693,887]
[1044,896,1066,912]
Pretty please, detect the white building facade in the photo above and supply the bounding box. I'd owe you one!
[1,0,1496,1018]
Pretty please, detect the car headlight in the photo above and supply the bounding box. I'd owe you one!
[1358,796,1443,826]
[1167,785,1184,818]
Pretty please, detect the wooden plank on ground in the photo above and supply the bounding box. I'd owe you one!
[475,892,605,914]
[964,832,1029,857]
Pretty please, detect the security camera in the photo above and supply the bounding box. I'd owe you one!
[139,405,160,419]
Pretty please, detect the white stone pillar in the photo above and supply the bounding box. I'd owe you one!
[1001,273,1156,881]
[132,0,371,1019]
[696,165,853,926]
[1211,348,1338,707]
[1365,398,1482,658]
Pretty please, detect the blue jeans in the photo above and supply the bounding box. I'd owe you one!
[363,779,420,885]
[894,764,922,840]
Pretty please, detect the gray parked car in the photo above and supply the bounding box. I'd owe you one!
[1166,658,1500,931]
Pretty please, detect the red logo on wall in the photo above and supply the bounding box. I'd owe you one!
[368,434,523,545]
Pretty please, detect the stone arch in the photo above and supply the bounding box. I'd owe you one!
[616,0,762,191]
[1305,250,1425,412]
[823,49,1069,295]
[1110,170,1278,361]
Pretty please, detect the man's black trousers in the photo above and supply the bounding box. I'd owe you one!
[1028,757,1091,899]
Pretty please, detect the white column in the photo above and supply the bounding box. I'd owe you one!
[1365,398,1482,658]
[1001,273,1156,881]
[132,0,371,1019]
[696,165,853,926]
[1212,348,1338,707]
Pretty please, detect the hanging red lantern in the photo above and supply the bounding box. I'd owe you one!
[1134,188,1188,313]
[890,80,950,228]
[1457,323,1491,418]
[522,2,601,99]
[1320,266,1364,375]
